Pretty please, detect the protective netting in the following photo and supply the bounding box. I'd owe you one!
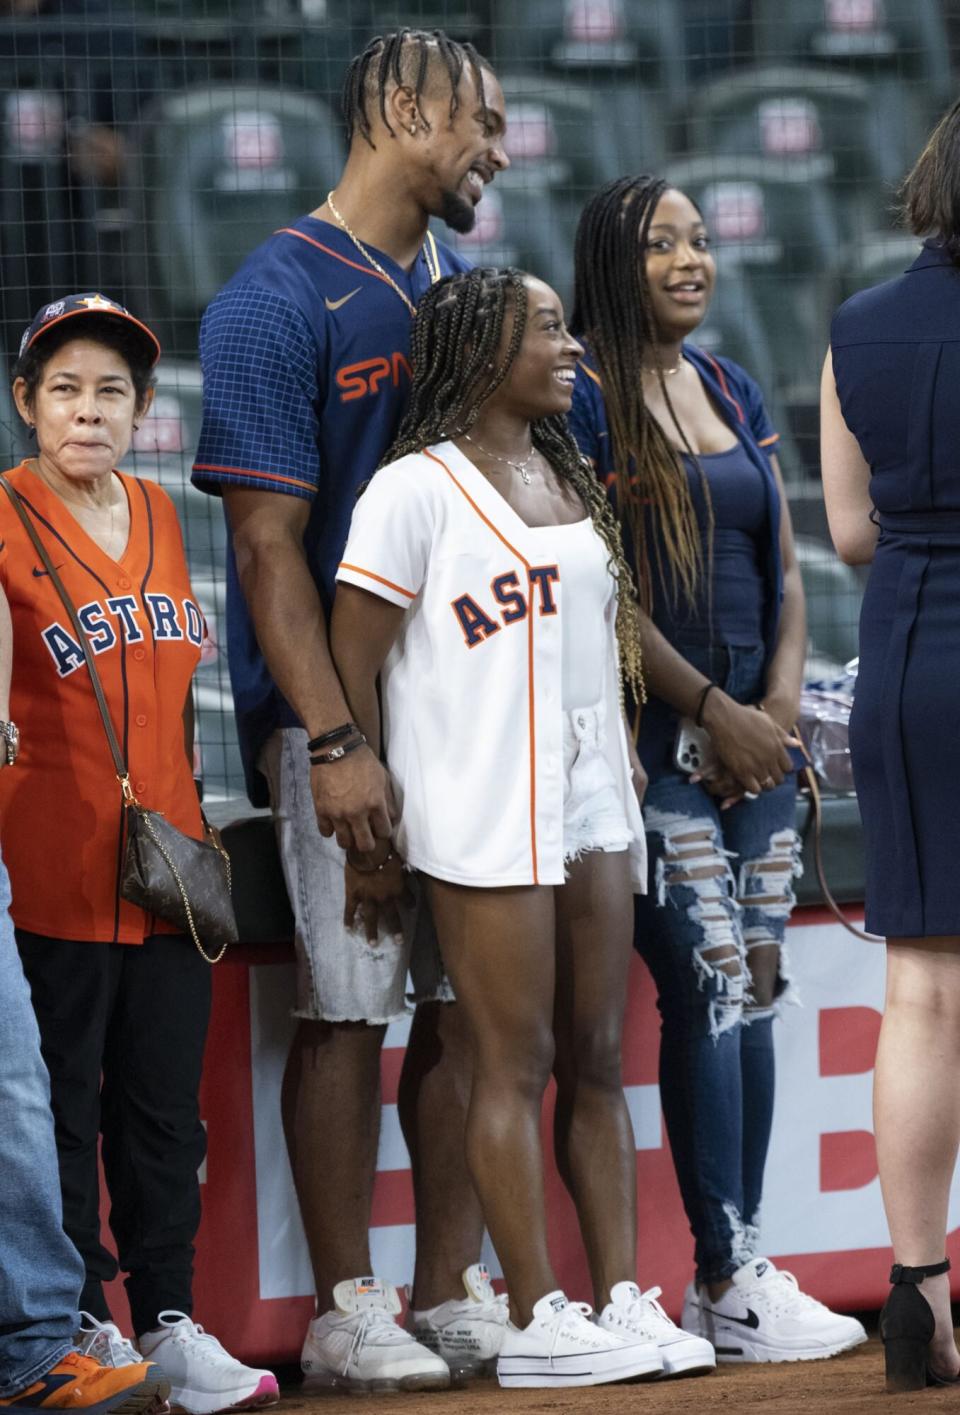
[2,0,954,799]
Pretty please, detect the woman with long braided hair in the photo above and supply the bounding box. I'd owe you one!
[330,266,682,1388]
[570,176,865,1364]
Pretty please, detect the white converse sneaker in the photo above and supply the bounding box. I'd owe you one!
[685,1258,868,1363]
[301,1277,450,1393]
[77,1314,172,1410]
[598,1282,715,1377]
[138,1312,279,1413]
[496,1290,662,1388]
[408,1264,510,1378]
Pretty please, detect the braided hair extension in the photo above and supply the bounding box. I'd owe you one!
[342,28,489,149]
[571,175,713,617]
[379,267,646,704]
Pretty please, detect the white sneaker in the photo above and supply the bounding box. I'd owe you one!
[138,1311,279,1414]
[301,1277,450,1393]
[496,1290,662,1388]
[77,1314,172,1410]
[682,1258,868,1363]
[598,1282,715,1377]
[408,1263,510,1378]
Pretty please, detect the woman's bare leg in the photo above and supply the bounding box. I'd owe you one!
[552,849,637,1310]
[427,877,558,1328]
[875,937,960,1378]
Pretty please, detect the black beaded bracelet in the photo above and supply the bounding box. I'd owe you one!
[694,682,717,728]
[307,722,359,752]
[310,733,367,765]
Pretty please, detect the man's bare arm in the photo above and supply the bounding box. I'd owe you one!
[223,486,395,848]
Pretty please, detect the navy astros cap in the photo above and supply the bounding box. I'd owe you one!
[18,293,161,368]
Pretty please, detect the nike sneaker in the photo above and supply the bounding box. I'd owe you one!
[682,1258,868,1362]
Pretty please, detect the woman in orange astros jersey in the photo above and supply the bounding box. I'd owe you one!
[330,266,717,1390]
[0,294,278,1415]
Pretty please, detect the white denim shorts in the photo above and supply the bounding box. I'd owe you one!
[562,702,634,866]
[258,728,448,1025]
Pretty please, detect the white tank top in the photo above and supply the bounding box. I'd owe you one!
[528,516,613,710]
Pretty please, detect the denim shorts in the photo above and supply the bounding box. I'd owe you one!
[562,702,634,865]
[258,729,448,1025]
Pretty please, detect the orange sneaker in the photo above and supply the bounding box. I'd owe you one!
[0,1351,169,1415]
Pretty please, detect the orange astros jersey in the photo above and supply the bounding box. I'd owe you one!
[0,461,203,943]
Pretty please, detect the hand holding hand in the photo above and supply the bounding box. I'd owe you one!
[701,692,800,796]
[310,743,399,851]
[343,845,411,946]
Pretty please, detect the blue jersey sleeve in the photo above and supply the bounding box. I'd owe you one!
[192,283,322,501]
[715,355,779,455]
[568,367,613,482]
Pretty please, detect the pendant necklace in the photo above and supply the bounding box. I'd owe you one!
[463,432,536,485]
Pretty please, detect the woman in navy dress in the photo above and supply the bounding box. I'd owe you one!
[822,99,960,1392]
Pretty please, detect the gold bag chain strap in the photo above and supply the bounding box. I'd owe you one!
[0,474,230,961]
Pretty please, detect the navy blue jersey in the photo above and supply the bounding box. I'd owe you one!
[568,342,785,666]
[192,216,471,802]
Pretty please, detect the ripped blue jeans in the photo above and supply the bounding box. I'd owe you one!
[634,642,801,1284]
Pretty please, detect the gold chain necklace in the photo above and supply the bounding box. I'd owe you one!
[463,432,537,485]
[642,353,686,377]
[326,190,440,317]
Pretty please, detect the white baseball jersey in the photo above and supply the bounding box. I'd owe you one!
[336,440,646,890]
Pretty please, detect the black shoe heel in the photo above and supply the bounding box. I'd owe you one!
[880,1259,951,1394]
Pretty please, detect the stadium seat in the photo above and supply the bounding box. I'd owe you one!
[492,0,688,105]
[496,72,666,201]
[134,85,343,350]
[686,64,928,229]
[752,0,952,105]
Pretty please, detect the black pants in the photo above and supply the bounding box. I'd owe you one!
[16,932,212,1337]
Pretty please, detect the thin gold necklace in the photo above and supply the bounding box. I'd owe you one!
[643,353,686,377]
[463,432,536,485]
[326,191,439,318]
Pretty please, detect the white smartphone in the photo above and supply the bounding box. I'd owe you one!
[673,718,718,776]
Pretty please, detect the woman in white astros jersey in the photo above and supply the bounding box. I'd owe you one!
[330,267,716,1390]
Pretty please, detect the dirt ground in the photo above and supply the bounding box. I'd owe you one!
[273,1335,959,1415]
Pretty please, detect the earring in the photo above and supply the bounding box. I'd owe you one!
[409,124,417,135]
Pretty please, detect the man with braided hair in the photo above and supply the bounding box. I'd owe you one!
[331,266,708,1389]
[192,27,509,1394]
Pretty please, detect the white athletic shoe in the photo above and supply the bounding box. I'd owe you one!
[138,1311,279,1414]
[77,1314,172,1411]
[78,1314,149,1369]
[301,1277,450,1393]
[496,1290,662,1388]
[597,1282,715,1377]
[681,1258,868,1363]
[408,1263,510,1377]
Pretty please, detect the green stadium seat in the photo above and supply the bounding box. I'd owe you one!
[492,0,688,104]
[496,72,666,202]
[687,64,928,223]
[134,84,343,348]
[752,0,952,105]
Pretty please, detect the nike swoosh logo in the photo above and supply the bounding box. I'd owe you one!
[325,287,361,311]
[702,1305,760,1330]
[32,564,64,577]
